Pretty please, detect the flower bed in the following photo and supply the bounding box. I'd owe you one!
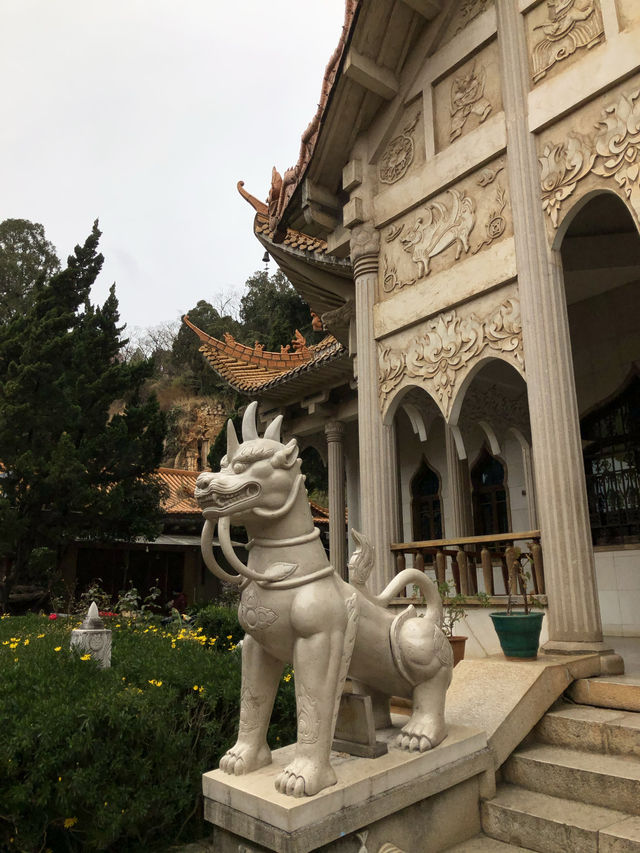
[0,612,296,852]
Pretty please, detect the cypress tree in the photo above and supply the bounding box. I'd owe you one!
[0,222,166,610]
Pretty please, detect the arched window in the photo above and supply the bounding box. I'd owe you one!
[582,376,640,545]
[411,459,443,541]
[472,447,509,535]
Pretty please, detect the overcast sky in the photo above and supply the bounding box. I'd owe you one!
[2,0,346,334]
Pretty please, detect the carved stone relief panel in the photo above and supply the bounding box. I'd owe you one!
[537,76,640,233]
[379,158,511,298]
[441,0,494,46]
[376,105,424,189]
[433,40,502,153]
[525,0,605,85]
[377,287,524,421]
[616,0,640,32]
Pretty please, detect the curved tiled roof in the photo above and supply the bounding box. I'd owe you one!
[183,314,346,396]
[238,182,331,259]
[157,467,200,515]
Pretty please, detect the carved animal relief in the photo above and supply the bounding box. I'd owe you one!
[531,0,604,83]
[378,298,524,417]
[540,86,640,227]
[450,64,492,142]
[399,189,476,279]
[379,113,420,184]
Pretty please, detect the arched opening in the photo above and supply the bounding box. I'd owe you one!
[411,457,443,541]
[581,373,640,546]
[471,446,509,536]
[560,192,640,633]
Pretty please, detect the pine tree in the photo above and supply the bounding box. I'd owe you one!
[0,222,166,610]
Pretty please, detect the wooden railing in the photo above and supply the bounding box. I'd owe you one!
[390,531,545,596]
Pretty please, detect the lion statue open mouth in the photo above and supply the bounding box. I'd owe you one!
[196,402,452,798]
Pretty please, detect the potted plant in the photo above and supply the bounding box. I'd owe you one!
[490,548,545,660]
[438,580,468,666]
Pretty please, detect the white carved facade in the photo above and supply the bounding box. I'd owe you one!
[233,0,640,650]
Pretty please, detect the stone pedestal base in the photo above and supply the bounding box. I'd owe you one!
[203,720,491,853]
[70,627,112,668]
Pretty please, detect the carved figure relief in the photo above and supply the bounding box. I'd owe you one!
[540,86,640,227]
[354,830,407,853]
[378,298,524,417]
[379,113,420,184]
[531,0,604,83]
[450,64,492,142]
[399,190,476,278]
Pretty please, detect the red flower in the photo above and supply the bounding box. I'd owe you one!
[49,613,58,620]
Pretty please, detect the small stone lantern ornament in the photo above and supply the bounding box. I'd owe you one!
[70,601,112,668]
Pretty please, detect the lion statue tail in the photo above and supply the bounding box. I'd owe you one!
[348,530,443,628]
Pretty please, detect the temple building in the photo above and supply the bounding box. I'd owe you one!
[189,0,640,655]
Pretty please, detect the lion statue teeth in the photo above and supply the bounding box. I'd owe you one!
[195,401,453,798]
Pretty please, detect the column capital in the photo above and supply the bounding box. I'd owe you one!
[324,420,345,442]
[350,223,380,279]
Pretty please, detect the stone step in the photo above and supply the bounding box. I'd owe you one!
[443,833,535,851]
[502,742,640,816]
[568,676,640,713]
[481,783,639,853]
[535,701,640,757]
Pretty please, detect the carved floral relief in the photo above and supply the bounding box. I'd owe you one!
[530,0,604,83]
[539,86,640,228]
[378,297,524,418]
[379,113,421,185]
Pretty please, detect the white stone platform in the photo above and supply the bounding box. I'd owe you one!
[203,719,491,853]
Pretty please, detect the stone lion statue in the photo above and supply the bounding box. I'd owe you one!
[195,402,452,798]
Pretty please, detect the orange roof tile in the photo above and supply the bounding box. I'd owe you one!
[183,316,346,396]
[238,182,330,259]
[157,467,200,515]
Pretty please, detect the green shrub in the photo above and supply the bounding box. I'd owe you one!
[0,613,296,852]
[191,604,243,649]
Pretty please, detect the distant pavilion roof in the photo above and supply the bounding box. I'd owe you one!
[183,315,351,404]
[157,467,200,516]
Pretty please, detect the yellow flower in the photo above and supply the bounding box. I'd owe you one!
[23,638,29,646]
[80,654,91,661]
[63,817,77,828]
[226,634,232,639]
[54,646,62,652]
[148,679,163,687]
[37,633,45,638]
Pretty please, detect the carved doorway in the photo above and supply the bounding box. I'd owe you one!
[471,446,510,536]
[411,458,443,542]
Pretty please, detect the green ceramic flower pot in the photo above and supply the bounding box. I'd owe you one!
[490,611,545,660]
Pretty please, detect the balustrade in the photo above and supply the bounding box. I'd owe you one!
[390,530,544,597]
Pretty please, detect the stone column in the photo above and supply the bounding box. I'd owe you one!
[445,425,472,538]
[325,420,347,579]
[496,0,617,660]
[351,224,400,591]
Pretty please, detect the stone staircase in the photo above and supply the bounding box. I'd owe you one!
[446,700,640,852]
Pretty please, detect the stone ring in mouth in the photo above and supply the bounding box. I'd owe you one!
[196,481,261,512]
